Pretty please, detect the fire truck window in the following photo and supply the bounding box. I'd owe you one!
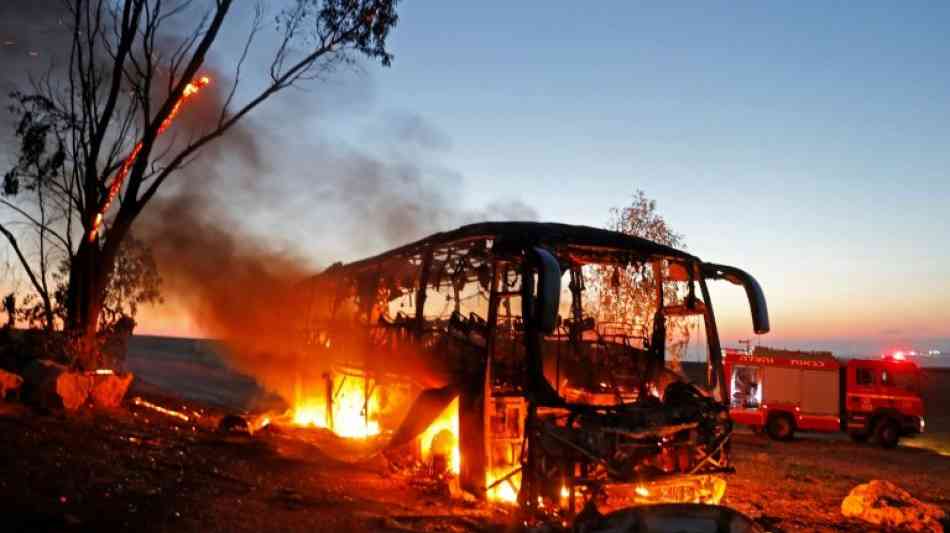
[856,368,874,386]
[730,365,761,409]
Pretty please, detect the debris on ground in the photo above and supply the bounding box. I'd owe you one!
[0,368,23,399]
[570,503,765,533]
[841,479,946,532]
[218,414,250,434]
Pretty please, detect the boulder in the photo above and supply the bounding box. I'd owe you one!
[218,414,250,434]
[22,359,69,408]
[841,480,946,532]
[0,368,24,400]
[90,373,134,408]
[21,359,94,410]
[55,371,94,410]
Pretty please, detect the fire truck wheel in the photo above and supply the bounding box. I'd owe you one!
[766,414,795,441]
[874,419,900,449]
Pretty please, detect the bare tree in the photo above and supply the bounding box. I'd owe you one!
[588,190,694,363]
[2,0,399,368]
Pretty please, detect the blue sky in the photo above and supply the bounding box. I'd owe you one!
[140,2,950,355]
[326,2,950,353]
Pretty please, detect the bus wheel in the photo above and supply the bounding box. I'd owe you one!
[874,419,900,449]
[766,414,795,441]
[849,431,869,443]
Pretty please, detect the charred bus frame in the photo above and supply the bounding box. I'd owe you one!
[299,222,769,518]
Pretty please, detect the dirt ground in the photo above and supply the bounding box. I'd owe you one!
[726,430,950,532]
[1,387,949,533]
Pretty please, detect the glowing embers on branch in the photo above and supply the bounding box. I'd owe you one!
[131,396,191,423]
[87,76,212,242]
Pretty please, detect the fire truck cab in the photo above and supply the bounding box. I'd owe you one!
[724,348,924,448]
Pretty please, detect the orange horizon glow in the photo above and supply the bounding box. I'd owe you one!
[131,292,947,357]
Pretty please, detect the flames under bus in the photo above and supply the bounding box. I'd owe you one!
[292,222,769,518]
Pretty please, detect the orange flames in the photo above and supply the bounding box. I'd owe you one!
[88,75,211,242]
[291,377,462,477]
[487,467,521,504]
[418,397,460,474]
[291,374,382,439]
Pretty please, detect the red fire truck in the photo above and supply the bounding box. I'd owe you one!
[724,347,925,448]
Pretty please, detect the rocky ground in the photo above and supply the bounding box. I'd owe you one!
[0,387,510,533]
[1,337,947,532]
[726,430,950,532]
[1,386,948,533]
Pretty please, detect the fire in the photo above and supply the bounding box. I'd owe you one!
[487,467,521,504]
[292,401,328,428]
[88,75,211,242]
[291,374,381,439]
[624,476,726,506]
[131,396,190,422]
[418,397,460,474]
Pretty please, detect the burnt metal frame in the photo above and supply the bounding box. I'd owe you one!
[304,222,768,512]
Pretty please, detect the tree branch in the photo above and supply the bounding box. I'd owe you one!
[0,223,51,315]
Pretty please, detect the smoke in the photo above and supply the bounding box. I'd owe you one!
[0,2,71,92]
[139,111,537,404]
[0,1,71,156]
[139,103,537,399]
[2,2,538,405]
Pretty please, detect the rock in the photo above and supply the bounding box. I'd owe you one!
[218,414,250,434]
[55,371,94,410]
[841,480,946,532]
[90,372,134,408]
[0,368,24,400]
[21,359,64,407]
[21,360,93,410]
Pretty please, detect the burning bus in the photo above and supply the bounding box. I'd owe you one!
[285,222,769,518]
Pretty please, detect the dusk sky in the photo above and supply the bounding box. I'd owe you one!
[4,2,947,356]
[349,2,950,356]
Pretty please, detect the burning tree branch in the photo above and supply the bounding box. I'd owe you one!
[1,0,400,366]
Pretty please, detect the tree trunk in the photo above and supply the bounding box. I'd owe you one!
[65,220,129,370]
[40,292,55,334]
[65,241,105,369]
